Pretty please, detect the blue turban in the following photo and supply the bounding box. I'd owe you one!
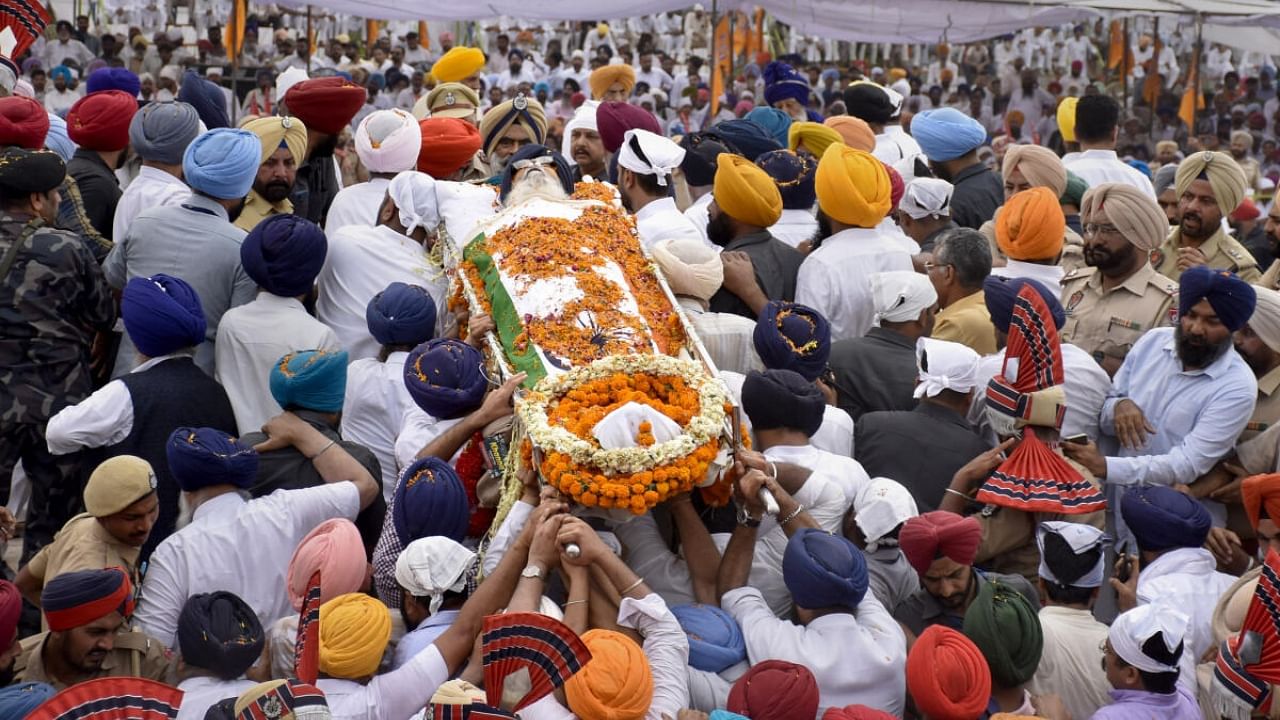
[183,128,262,200]
[714,119,783,162]
[753,301,830,381]
[782,527,869,609]
[86,67,140,97]
[746,107,792,148]
[393,456,468,542]
[1120,485,1212,552]
[670,604,746,673]
[177,591,265,680]
[534,81,550,96]
[50,65,73,85]
[742,368,825,437]
[709,712,748,720]
[178,69,230,129]
[763,61,811,108]
[403,339,488,420]
[499,143,574,202]
[269,349,349,413]
[911,107,988,162]
[128,101,201,165]
[0,682,54,718]
[166,427,259,492]
[756,149,815,211]
[983,275,1065,334]
[1127,159,1152,180]
[44,113,76,161]
[121,274,207,358]
[366,282,437,347]
[1178,266,1257,332]
[241,214,328,298]
[42,567,135,631]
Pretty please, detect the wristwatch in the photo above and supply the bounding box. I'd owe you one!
[521,564,545,579]
[736,504,762,528]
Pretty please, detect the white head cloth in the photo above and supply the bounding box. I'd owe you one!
[872,271,937,326]
[617,128,686,187]
[1036,521,1107,588]
[914,337,979,398]
[593,401,682,450]
[388,171,440,235]
[355,108,423,173]
[561,100,600,167]
[1250,286,1280,353]
[1109,601,1189,674]
[159,64,181,82]
[395,535,477,615]
[854,477,918,549]
[650,237,723,302]
[277,66,309,99]
[899,177,953,219]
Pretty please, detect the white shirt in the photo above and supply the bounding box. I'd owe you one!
[677,299,762,377]
[683,192,713,243]
[989,260,1065,297]
[872,126,926,169]
[634,197,705,249]
[176,677,256,720]
[325,178,392,237]
[394,410,463,478]
[318,643,450,720]
[1028,605,1111,720]
[46,355,185,455]
[343,352,416,503]
[215,293,343,434]
[636,67,674,92]
[1136,547,1236,694]
[113,166,190,242]
[135,483,361,650]
[796,227,915,342]
[1064,149,1156,198]
[769,208,819,250]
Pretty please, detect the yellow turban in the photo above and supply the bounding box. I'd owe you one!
[714,153,783,227]
[823,116,876,153]
[589,64,636,100]
[1081,182,1168,253]
[997,187,1066,261]
[888,67,908,81]
[1175,150,1247,217]
[1002,144,1067,197]
[432,47,486,83]
[564,629,653,720]
[1056,97,1078,143]
[318,593,392,679]
[242,115,308,165]
[478,97,547,157]
[815,144,892,228]
[788,121,842,158]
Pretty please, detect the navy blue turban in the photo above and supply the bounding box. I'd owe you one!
[757,149,815,210]
[0,683,55,717]
[753,301,831,382]
[178,69,230,129]
[983,275,1065,334]
[1120,485,1212,552]
[680,135,730,187]
[366,282,437,347]
[499,143,574,202]
[86,67,140,97]
[166,427,259,492]
[121,274,207,358]
[43,567,135,631]
[394,456,469,543]
[1178,266,1257,332]
[671,604,747,673]
[763,61,811,108]
[741,368,825,438]
[782,528,869,609]
[270,349,349,413]
[177,591,265,680]
[714,119,783,162]
[241,214,328,298]
[404,339,488,420]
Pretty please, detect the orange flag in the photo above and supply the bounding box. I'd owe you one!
[1107,20,1123,70]
[226,0,247,59]
[419,21,429,48]
[1179,47,1203,130]
[366,19,380,47]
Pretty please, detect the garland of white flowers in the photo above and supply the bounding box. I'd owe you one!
[517,354,729,476]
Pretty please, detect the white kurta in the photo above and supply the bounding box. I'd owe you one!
[1136,546,1237,692]
[112,166,190,242]
[343,352,416,502]
[1028,605,1112,720]
[176,677,257,720]
[683,193,713,243]
[325,177,392,237]
[1064,150,1156,198]
[635,196,706,249]
[769,208,819,250]
[796,227,915,342]
[317,644,451,720]
[989,260,1066,297]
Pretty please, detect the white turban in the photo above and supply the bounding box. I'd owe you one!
[913,337,979,398]
[899,177,953,220]
[853,477,918,550]
[159,64,181,82]
[395,536,477,615]
[617,128,686,187]
[561,100,599,167]
[871,271,937,325]
[1250,286,1280,353]
[1108,602,1189,674]
[1036,521,1106,588]
[650,237,723,302]
[387,171,440,235]
[355,109,423,173]
[277,66,309,100]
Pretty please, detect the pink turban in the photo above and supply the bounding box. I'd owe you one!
[287,519,367,611]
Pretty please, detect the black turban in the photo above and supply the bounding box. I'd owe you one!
[742,368,825,437]
[0,147,65,196]
[177,591,265,680]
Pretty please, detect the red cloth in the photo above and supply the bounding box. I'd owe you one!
[727,659,819,720]
[884,162,904,210]
[907,626,992,720]
[0,580,19,649]
[27,678,183,720]
[822,706,896,720]
[67,90,137,151]
[283,77,366,136]
[1244,473,1280,531]
[899,511,982,575]
[0,96,49,149]
[1233,198,1262,223]
[597,101,661,154]
[417,117,481,179]
[43,568,135,632]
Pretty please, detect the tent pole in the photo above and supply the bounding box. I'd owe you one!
[1122,17,1129,112]
[727,10,735,95]
[305,5,313,69]
[1194,14,1203,132]
[1150,16,1158,135]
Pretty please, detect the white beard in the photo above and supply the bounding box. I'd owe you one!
[504,168,569,208]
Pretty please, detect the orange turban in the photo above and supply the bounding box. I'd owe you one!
[907,625,992,720]
[1244,474,1280,530]
[564,629,653,720]
[432,47,486,83]
[318,593,391,679]
[824,116,876,152]
[1002,144,1067,197]
[589,64,636,100]
[714,152,783,227]
[815,144,892,228]
[788,121,842,158]
[417,117,481,179]
[996,187,1065,261]
[286,519,366,611]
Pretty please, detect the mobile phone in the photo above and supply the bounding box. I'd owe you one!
[1116,554,1133,583]
[1063,433,1090,445]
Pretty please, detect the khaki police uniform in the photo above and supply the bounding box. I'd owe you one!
[1241,366,1280,443]
[1259,259,1280,291]
[25,515,141,589]
[1061,263,1178,367]
[1151,227,1262,283]
[234,189,293,233]
[15,627,177,690]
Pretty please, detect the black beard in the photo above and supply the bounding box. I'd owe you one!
[706,211,734,247]
[256,180,292,203]
[1084,242,1134,273]
[226,197,247,223]
[1176,323,1231,368]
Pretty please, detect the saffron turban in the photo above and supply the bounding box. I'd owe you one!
[715,118,783,162]
[183,128,262,200]
[235,680,329,720]
[67,90,137,151]
[670,604,746,673]
[727,659,820,720]
[43,567,135,631]
[1121,485,1212,552]
[815,144,892,228]
[479,96,548,157]
[431,47,486,83]
[824,116,876,152]
[715,153,783,227]
[417,117,481,179]
[589,64,636,100]
[166,427,259,492]
[422,82,481,121]
[996,187,1065,261]
[962,579,1043,688]
[318,593,392,679]
[1080,182,1168,253]
[0,683,54,718]
[178,69,229,129]
[284,77,366,136]
[83,456,157,519]
[650,237,723,303]
[844,82,900,125]
[395,536,476,614]
[44,113,76,161]
[0,580,21,649]
[1178,265,1257,332]
[269,349,349,414]
[1002,144,1067,197]
[394,456,469,543]
[404,338,488,420]
[983,276,1065,333]
[596,101,659,154]
[241,214,327,298]
[287,519,366,611]
[0,96,50,148]
[783,527,869,609]
[911,107,987,162]
[242,115,308,165]
[355,109,421,173]
[1056,97,1078,143]
[899,511,983,575]
[86,67,140,97]
[1243,474,1280,530]
[746,106,792,147]
[907,625,992,720]
[753,300,831,381]
[367,282,437,347]
[121,274,207,358]
[177,591,265,680]
[757,149,816,210]
[1175,150,1248,217]
[763,61,812,108]
[788,121,841,159]
[822,707,896,720]
[564,629,653,720]
[128,101,200,165]
[742,368,825,438]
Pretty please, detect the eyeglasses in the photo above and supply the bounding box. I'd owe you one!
[513,156,556,171]
[923,261,953,273]
[1084,223,1123,237]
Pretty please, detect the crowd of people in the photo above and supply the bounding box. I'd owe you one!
[6,4,1280,720]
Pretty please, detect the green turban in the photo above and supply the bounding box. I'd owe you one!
[962,579,1043,688]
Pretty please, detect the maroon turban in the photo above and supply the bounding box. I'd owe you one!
[284,77,366,136]
[597,101,661,154]
[0,580,19,649]
[67,90,137,151]
[899,511,983,575]
[0,96,50,149]
[727,659,820,720]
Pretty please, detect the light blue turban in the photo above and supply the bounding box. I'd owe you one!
[128,101,201,165]
[44,113,76,161]
[670,604,746,673]
[911,107,988,162]
[0,682,55,718]
[182,127,262,200]
[269,349,349,413]
[746,107,793,151]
